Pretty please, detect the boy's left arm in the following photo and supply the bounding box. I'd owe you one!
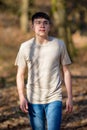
[62,65,73,113]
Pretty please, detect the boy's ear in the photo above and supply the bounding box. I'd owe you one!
[31,24,34,30]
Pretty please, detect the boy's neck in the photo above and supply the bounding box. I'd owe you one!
[35,35,49,44]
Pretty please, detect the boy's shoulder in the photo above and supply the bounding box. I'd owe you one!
[51,36,65,46]
[20,37,35,49]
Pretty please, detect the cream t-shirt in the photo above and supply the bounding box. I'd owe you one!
[15,37,71,104]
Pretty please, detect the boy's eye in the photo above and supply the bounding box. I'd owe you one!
[36,21,41,24]
[44,21,49,24]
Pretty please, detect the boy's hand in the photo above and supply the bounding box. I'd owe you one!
[66,98,73,113]
[20,96,28,113]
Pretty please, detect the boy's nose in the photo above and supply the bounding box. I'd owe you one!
[40,22,45,27]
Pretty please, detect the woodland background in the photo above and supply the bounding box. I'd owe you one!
[0,0,87,130]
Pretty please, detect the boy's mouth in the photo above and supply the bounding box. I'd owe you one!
[39,29,45,32]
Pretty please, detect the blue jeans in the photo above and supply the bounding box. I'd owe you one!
[28,101,62,130]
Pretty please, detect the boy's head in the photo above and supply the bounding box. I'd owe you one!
[32,12,51,24]
[31,12,51,37]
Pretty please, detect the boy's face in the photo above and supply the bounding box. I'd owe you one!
[32,18,50,37]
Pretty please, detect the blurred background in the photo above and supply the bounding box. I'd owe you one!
[0,0,87,130]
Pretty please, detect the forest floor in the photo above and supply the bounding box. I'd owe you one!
[0,13,87,130]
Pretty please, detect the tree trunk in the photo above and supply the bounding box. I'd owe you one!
[51,0,75,57]
[20,0,29,33]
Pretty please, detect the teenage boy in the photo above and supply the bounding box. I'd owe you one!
[15,12,73,130]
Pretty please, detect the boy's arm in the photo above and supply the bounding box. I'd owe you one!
[16,66,28,113]
[62,65,73,113]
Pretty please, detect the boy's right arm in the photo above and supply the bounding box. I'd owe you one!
[16,66,28,113]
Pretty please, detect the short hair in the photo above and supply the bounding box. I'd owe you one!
[32,12,51,24]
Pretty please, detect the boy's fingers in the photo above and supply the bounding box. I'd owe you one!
[66,105,73,113]
[20,102,28,113]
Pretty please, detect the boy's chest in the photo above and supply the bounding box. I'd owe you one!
[29,45,60,62]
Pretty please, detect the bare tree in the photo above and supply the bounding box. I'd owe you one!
[20,0,29,33]
[51,0,75,57]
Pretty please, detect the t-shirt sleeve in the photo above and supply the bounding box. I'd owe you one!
[60,41,71,65]
[15,45,26,67]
